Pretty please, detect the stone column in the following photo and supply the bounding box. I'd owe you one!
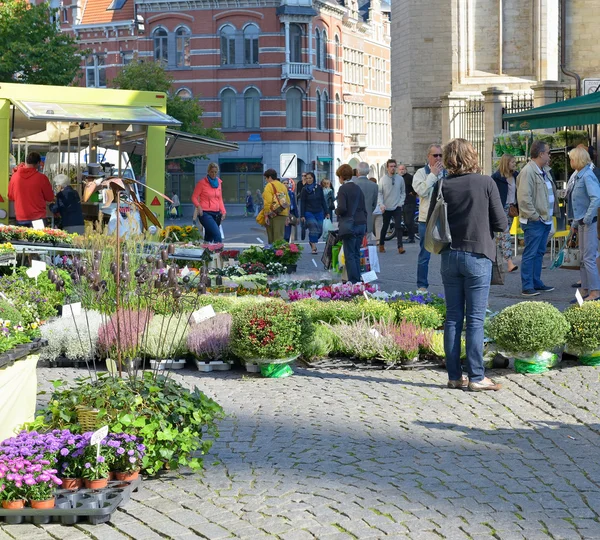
[285,21,290,64]
[532,80,567,108]
[308,22,313,66]
[483,87,509,175]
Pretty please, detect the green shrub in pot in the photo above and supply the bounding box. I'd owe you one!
[397,304,442,330]
[488,301,569,354]
[564,303,600,364]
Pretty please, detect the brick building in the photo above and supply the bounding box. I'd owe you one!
[53,0,391,205]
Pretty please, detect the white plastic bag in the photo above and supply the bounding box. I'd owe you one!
[322,218,334,240]
[219,224,225,240]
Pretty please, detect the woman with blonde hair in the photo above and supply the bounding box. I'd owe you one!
[491,154,519,272]
[569,146,600,301]
[427,138,507,391]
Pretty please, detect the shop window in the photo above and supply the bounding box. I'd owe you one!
[286,88,302,129]
[220,25,236,65]
[221,88,237,129]
[176,27,191,67]
[244,24,259,65]
[244,88,260,129]
[153,28,168,65]
[85,55,106,88]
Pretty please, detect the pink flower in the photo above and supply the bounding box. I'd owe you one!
[289,244,299,253]
[275,250,284,257]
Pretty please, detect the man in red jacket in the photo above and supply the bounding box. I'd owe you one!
[8,152,54,226]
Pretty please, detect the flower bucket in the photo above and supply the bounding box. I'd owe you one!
[114,470,140,482]
[2,500,25,510]
[579,349,600,366]
[30,498,55,510]
[260,363,294,378]
[84,478,109,490]
[513,351,560,374]
[61,478,83,490]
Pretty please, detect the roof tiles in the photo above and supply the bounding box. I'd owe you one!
[80,0,134,25]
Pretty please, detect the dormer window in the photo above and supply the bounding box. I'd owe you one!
[107,0,128,10]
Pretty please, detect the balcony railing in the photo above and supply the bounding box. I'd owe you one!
[350,133,367,151]
[282,62,313,80]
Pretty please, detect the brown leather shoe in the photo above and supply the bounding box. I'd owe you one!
[447,376,468,389]
[398,248,406,254]
[468,379,502,392]
[378,245,385,253]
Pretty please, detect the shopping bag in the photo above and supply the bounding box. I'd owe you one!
[424,179,452,254]
[321,230,340,270]
[322,218,334,240]
[359,246,371,273]
[561,248,580,269]
[491,245,504,285]
[338,245,345,268]
[220,225,225,241]
[331,242,342,273]
[368,246,381,273]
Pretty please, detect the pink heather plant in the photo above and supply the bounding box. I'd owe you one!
[97,309,152,358]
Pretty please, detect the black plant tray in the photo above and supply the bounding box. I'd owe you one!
[0,478,140,526]
[0,338,48,369]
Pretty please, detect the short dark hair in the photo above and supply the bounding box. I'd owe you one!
[530,140,548,159]
[305,171,316,182]
[386,158,397,167]
[26,152,42,165]
[336,164,353,181]
[264,168,277,180]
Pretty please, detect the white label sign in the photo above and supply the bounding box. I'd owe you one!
[181,266,190,278]
[575,289,584,307]
[361,270,378,283]
[62,302,82,318]
[31,219,45,230]
[26,267,41,279]
[90,425,108,446]
[192,305,216,324]
[279,153,298,179]
[31,260,46,272]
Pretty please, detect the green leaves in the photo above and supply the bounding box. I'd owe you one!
[564,302,600,354]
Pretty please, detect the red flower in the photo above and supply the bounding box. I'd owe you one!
[275,250,284,257]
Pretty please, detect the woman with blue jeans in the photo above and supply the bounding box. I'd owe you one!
[569,147,600,301]
[427,139,507,391]
[300,172,329,254]
[191,162,226,243]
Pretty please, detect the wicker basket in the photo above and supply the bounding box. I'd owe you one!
[76,406,100,432]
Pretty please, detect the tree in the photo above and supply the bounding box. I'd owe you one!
[111,59,223,139]
[0,0,82,86]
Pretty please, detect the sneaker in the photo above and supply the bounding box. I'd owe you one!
[447,376,468,389]
[378,245,386,253]
[398,248,406,254]
[468,379,502,392]
[521,289,540,297]
[416,288,428,293]
[535,285,555,292]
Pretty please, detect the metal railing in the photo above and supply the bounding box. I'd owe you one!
[282,62,313,79]
[501,93,534,131]
[448,97,485,159]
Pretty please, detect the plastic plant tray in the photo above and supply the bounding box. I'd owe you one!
[0,478,141,526]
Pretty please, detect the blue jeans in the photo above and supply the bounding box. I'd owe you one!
[520,220,551,291]
[417,222,431,289]
[342,224,367,283]
[198,211,222,242]
[441,250,492,383]
[305,211,324,243]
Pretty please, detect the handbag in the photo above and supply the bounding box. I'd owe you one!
[288,214,298,226]
[491,244,504,285]
[268,183,289,218]
[424,178,452,254]
[256,209,266,226]
[338,217,354,238]
[508,204,519,218]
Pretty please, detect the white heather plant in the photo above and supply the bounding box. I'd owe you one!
[141,313,191,359]
[39,310,104,361]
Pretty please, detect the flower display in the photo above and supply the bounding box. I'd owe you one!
[0,225,76,245]
[287,282,376,302]
[0,242,15,256]
[105,433,145,473]
[159,225,201,242]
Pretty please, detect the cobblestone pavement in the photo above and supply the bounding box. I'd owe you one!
[2,362,600,539]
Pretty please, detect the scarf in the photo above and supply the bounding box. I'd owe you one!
[206,175,219,189]
[323,187,332,197]
[305,182,316,194]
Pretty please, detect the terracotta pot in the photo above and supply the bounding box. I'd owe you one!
[2,500,25,510]
[61,478,83,490]
[30,498,55,510]
[109,471,116,481]
[114,470,140,482]
[84,478,108,489]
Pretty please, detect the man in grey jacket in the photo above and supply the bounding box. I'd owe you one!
[378,158,406,254]
[354,161,378,239]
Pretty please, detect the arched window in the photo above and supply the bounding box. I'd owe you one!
[322,30,328,70]
[221,88,237,129]
[244,24,259,65]
[335,93,341,131]
[290,23,302,63]
[322,91,329,130]
[315,29,321,68]
[334,34,340,71]
[153,28,168,65]
[316,90,322,130]
[220,25,236,65]
[244,88,260,129]
[176,88,192,100]
[286,88,302,129]
[175,27,191,67]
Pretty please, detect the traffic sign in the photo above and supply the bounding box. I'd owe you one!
[150,196,160,206]
[583,79,600,95]
[280,153,298,179]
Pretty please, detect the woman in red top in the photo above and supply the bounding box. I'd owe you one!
[191,162,226,242]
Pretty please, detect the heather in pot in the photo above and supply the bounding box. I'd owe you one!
[187,313,232,361]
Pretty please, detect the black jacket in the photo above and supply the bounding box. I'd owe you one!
[403,173,417,205]
[49,186,84,228]
[491,170,518,208]
[335,182,367,226]
[300,184,329,217]
[427,173,507,261]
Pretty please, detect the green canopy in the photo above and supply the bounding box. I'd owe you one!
[504,92,600,131]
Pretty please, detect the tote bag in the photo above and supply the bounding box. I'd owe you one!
[424,178,452,254]
[491,244,504,285]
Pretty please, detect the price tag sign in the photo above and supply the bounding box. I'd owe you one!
[90,425,109,460]
[241,281,257,290]
[192,305,216,324]
[181,266,190,278]
[62,302,82,318]
[26,267,41,279]
[361,270,378,283]
[31,260,47,272]
[31,219,45,230]
[575,289,584,307]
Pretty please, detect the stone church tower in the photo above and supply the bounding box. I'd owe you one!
[389,0,598,167]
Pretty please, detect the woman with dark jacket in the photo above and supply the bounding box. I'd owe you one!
[283,178,299,242]
[50,174,84,234]
[491,155,518,272]
[335,164,367,283]
[300,172,329,254]
[428,139,507,392]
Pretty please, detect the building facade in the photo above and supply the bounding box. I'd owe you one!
[56,0,391,204]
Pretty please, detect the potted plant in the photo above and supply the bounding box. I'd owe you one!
[0,458,28,509]
[489,302,570,373]
[564,303,600,365]
[230,301,303,373]
[382,320,432,365]
[23,464,63,509]
[141,313,190,366]
[187,313,233,371]
[106,433,145,481]
[81,451,110,489]
[56,433,86,490]
[270,240,303,272]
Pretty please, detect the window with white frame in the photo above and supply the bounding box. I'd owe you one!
[85,55,106,88]
[244,88,260,129]
[220,25,236,65]
[334,35,340,72]
[176,27,191,67]
[221,88,237,128]
[322,30,328,70]
[176,88,193,100]
[244,24,259,65]
[315,29,321,68]
[335,93,341,131]
[316,90,322,129]
[289,24,302,63]
[286,88,302,129]
[366,107,390,148]
[322,91,329,130]
[344,101,364,137]
[153,28,168,65]
[121,51,134,65]
[343,46,364,86]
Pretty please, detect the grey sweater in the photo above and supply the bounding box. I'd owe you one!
[377,174,406,210]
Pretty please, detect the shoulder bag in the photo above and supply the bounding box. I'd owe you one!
[424,178,452,254]
[491,243,504,285]
[267,183,290,218]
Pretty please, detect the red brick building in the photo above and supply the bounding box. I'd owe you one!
[52,0,390,204]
